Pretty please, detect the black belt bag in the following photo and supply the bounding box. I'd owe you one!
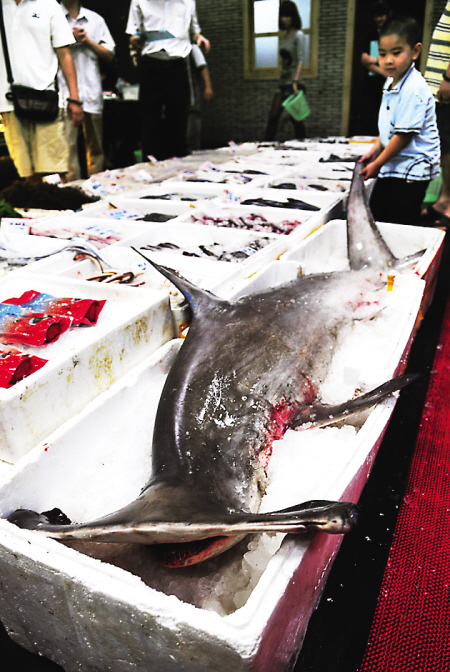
[0,5,59,123]
[5,85,59,122]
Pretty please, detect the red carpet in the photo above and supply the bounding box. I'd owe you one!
[360,294,450,671]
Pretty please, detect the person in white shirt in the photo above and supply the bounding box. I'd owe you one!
[126,0,209,161]
[58,0,115,180]
[0,0,83,180]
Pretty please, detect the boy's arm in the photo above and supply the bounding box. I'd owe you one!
[201,66,213,101]
[56,46,83,128]
[360,133,413,179]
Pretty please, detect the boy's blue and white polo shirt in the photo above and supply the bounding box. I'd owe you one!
[378,63,440,181]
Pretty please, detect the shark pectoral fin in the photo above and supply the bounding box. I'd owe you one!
[290,373,418,429]
[225,500,358,535]
[393,249,426,271]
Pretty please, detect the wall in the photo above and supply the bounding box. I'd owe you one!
[196,0,350,147]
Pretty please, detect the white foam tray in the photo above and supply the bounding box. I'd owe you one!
[292,158,356,181]
[226,219,443,300]
[216,158,294,175]
[173,199,335,242]
[0,265,425,671]
[238,185,344,214]
[112,181,227,201]
[244,148,326,167]
[0,273,172,463]
[282,219,445,312]
[118,222,286,276]
[0,230,72,276]
[263,175,349,193]
[98,195,197,219]
[30,215,149,245]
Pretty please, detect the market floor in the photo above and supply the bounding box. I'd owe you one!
[0,233,448,672]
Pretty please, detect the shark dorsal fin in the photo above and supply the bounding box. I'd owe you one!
[131,247,228,315]
[347,162,397,271]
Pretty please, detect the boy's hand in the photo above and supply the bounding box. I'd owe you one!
[360,161,380,180]
[438,79,450,103]
[359,148,377,164]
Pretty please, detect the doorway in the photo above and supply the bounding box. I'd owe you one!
[346,0,432,137]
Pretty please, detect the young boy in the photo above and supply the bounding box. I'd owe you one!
[360,16,440,225]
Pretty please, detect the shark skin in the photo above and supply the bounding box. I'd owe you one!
[6,163,417,567]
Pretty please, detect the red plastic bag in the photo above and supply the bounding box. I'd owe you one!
[0,346,47,387]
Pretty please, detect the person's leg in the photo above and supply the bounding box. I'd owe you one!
[83,112,104,176]
[31,110,69,180]
[139,57,167,160]
[370,177,428,225]
[291,118,305,140]
[2,112,33,177]
[264,91,283,141]
[63,113,81,181]
[430,103,450,217]
[187,111,201,153]
[163,59,190,160]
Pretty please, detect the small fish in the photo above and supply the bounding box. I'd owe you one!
[6,164,419,567]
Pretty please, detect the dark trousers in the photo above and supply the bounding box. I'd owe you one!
[139,55,190,161]
[369,176,430,226]
[265,85,305,142]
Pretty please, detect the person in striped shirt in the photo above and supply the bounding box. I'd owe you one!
[423,1,450,226]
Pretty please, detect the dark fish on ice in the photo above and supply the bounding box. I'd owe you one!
[7,164,419,567]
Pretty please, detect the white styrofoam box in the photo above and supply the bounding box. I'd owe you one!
[116,222,287,276]
[30,215,149,245]
[282,219,445,312]
[293,159,356,181]
[121,84,139,100]
[0,269,424,672]
[72,200,143,219]
[112,181,227,202]
[173,200,332,242]
[245,148,326,167]
[273,139,360,155]
[216,158,293,177]
[17,216,152,277]
[14,208,73,221]
[227,219,443,309]
[54,245,237,289]
[0,273,173,463]
[238,185,344,215]
[263,175,349,193]
[102,195,197,220]
[0,230,73,276]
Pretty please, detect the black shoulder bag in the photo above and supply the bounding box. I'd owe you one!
[0,1,59,122]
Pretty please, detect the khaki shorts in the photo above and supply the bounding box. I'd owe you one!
[2,110,69,177]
